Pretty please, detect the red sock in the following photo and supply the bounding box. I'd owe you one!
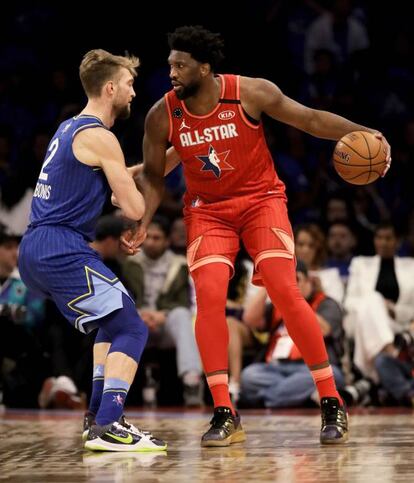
[192,263,235,414]
[259,257,343,405]
[207,373,234,412]
[311,366,341,402]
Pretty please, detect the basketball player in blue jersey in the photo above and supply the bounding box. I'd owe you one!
[18,49,167,452]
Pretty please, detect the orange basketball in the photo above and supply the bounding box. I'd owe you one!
[333,131,387,185]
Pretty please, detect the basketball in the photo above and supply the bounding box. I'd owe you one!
[333,131,387,185]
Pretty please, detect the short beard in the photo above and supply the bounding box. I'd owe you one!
[115,104,131,120]
[176,82,200,100]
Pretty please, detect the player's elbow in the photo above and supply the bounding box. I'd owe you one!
[118,191,145,221]
[114,178,145,220]
[122,201,145,221]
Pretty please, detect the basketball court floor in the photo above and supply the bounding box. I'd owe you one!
[1,407,414,482]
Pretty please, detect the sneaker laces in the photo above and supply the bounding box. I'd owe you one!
[322,401,347,428]
[209,409,233,430]
[120,416,152,437]
[112,421,129,433]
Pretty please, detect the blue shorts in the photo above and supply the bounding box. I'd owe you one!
[18,225,132,334]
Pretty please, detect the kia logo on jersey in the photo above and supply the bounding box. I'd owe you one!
[218,110,235,121]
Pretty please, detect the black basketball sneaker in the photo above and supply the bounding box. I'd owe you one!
[201,406,246,447]
[320,397,349,444]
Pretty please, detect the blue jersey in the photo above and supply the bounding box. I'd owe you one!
[29,114,109,241]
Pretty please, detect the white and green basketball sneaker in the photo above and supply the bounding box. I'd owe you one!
[82,413,153,442]
[84,421,167,452]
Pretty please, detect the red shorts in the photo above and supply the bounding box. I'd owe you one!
[184,193,294,285]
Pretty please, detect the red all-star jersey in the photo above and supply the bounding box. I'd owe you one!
[165,74,286,206]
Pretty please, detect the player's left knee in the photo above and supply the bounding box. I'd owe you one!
[99,294,148,363]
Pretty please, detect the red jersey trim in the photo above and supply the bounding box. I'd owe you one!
[236,75,260,130]
[164,93,173,143]
[181,75,226,119]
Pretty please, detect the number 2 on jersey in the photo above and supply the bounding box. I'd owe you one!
[39,138,59,181]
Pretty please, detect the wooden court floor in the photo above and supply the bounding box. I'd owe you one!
[1,407,414,482]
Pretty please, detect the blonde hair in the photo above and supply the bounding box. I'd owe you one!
[79,49,140,98]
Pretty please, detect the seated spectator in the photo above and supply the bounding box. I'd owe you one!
[326,221,357,283]
[169,217,187,256]
[0,223,46,407]
[90,214,135,282]
[226,254,262,405]
[123,215,203,406]
[323,192,374,255]
[344,222,414,381]
[398,210,414,257]
[295,223,345,304]
[375,324,414,406]
[240,260,345,408]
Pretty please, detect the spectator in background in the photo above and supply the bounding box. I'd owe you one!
[226,254,261,405]
[0,223,45,407]
[123,215,203,406]
[169,217,187,256]
[375,321,414,406]
[294,223,345,304]
[301,49,340,111]
[240,260,345,408]
[90,214,135,283]
[17,128,50,192]
[0,129,34,235]
[392,120,414,226]
[326,221,357,283]
[399,210,414,257]
[269,126,315,225]
[304,0,369,75]
[157,166,185,220]
[344,222,414,382]
[376,31,414,125]
[324,192,374,255]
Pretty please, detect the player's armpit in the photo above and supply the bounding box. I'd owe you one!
[165,146,181,175]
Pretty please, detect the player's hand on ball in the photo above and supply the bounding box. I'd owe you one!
[334,131,391,185]
[374,132,391,177]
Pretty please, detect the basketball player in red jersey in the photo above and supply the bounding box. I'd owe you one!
[137,26,391,446]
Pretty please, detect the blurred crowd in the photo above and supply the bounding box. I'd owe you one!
[1,0,414,410]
